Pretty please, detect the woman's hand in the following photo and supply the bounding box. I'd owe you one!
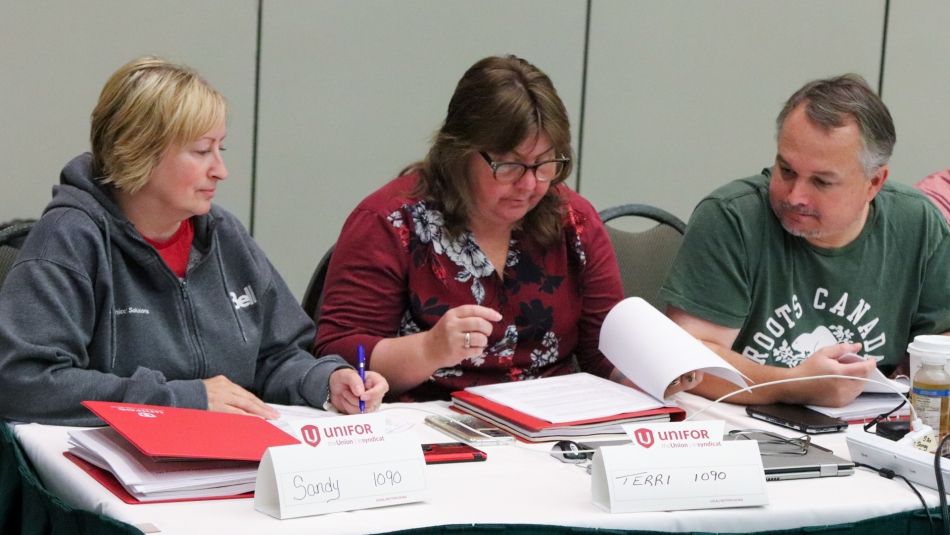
[202,375,279,419]
[328,368,389,414]
[422,304,502,368]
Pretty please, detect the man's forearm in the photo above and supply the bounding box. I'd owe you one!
[691,342,801,405]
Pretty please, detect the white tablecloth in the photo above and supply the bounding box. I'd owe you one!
[12,395,939,534]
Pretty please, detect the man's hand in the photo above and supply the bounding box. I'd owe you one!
[788,343,876,407]
[664,371,705,397]
[609,368,705,397]
[202,375,279,419]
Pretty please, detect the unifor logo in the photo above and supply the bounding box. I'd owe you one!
[301,424,321,447]
[634,428,654,448]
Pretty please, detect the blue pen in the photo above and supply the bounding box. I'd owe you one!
[357,345,366,413]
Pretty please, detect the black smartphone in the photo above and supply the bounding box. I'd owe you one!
[745,403,848,434]
[421,442,488,464]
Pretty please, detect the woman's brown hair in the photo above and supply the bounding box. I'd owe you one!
[413,55,572,246]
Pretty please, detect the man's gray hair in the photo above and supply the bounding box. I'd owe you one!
[776,74,896,177]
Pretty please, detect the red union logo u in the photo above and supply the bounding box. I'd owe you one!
[634,428,654,448]
[301,425,321,447]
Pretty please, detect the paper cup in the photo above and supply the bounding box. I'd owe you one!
[908,335,950,383]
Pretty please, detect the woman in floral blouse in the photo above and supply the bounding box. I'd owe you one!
[314,55,702,401]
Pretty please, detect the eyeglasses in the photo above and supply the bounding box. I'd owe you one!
[479,152,570,184]
[727,429,811,456]
[549,440,595,474]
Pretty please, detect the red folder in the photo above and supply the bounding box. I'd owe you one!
[450,390,685,442]
[82,401,299,461]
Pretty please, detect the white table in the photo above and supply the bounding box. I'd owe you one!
[11,394,940,534]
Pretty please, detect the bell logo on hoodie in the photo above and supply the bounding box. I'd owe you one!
[230,285,258,310]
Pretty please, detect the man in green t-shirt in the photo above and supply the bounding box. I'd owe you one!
[660,74,950,408]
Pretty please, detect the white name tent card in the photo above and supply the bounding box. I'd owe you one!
[255,414,427,519]
[591,421,768,513]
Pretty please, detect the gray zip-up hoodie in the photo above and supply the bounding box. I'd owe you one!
[0,153,349,425]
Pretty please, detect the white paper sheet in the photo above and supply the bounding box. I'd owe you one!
[599,297,748,400]
[465,373,666,422]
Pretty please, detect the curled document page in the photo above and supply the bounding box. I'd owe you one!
[599,297,748,400]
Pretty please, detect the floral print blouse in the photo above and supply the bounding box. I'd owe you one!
[314,173,623,401]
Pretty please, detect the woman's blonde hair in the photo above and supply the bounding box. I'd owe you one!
[90,56,227,193]
[414,55,573,246]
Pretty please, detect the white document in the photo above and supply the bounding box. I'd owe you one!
[466,373,667,423]
[270,403,413,441]
[269,404,337,441]
[599,297,748,400]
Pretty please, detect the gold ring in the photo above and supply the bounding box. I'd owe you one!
[464,332,471,349]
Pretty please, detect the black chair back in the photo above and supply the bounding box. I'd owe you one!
[301,244,335,323]
[599,204,686,312]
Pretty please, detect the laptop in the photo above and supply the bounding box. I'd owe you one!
[723,433,854,481]
[574,435,854,481]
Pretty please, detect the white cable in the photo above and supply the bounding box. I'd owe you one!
[684,374,918,426]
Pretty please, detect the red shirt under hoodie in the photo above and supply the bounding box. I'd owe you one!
[143,218,194,278]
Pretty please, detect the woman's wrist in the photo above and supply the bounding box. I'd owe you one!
[415,330,446,372]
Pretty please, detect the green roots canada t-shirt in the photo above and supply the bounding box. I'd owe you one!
[660,171,950,370]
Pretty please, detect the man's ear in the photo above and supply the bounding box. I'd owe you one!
[867,165,889,200]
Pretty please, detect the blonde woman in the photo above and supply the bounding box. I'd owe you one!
[0,57,387,425]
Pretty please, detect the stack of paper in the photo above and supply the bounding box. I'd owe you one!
[65,401,300,503]
[808,394,910,423]
[451,373,686,441]
[807,359,911,423]
[67,428,258,502]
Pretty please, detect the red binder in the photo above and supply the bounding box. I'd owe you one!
[450,390,686,442]
[81,401,299,461]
